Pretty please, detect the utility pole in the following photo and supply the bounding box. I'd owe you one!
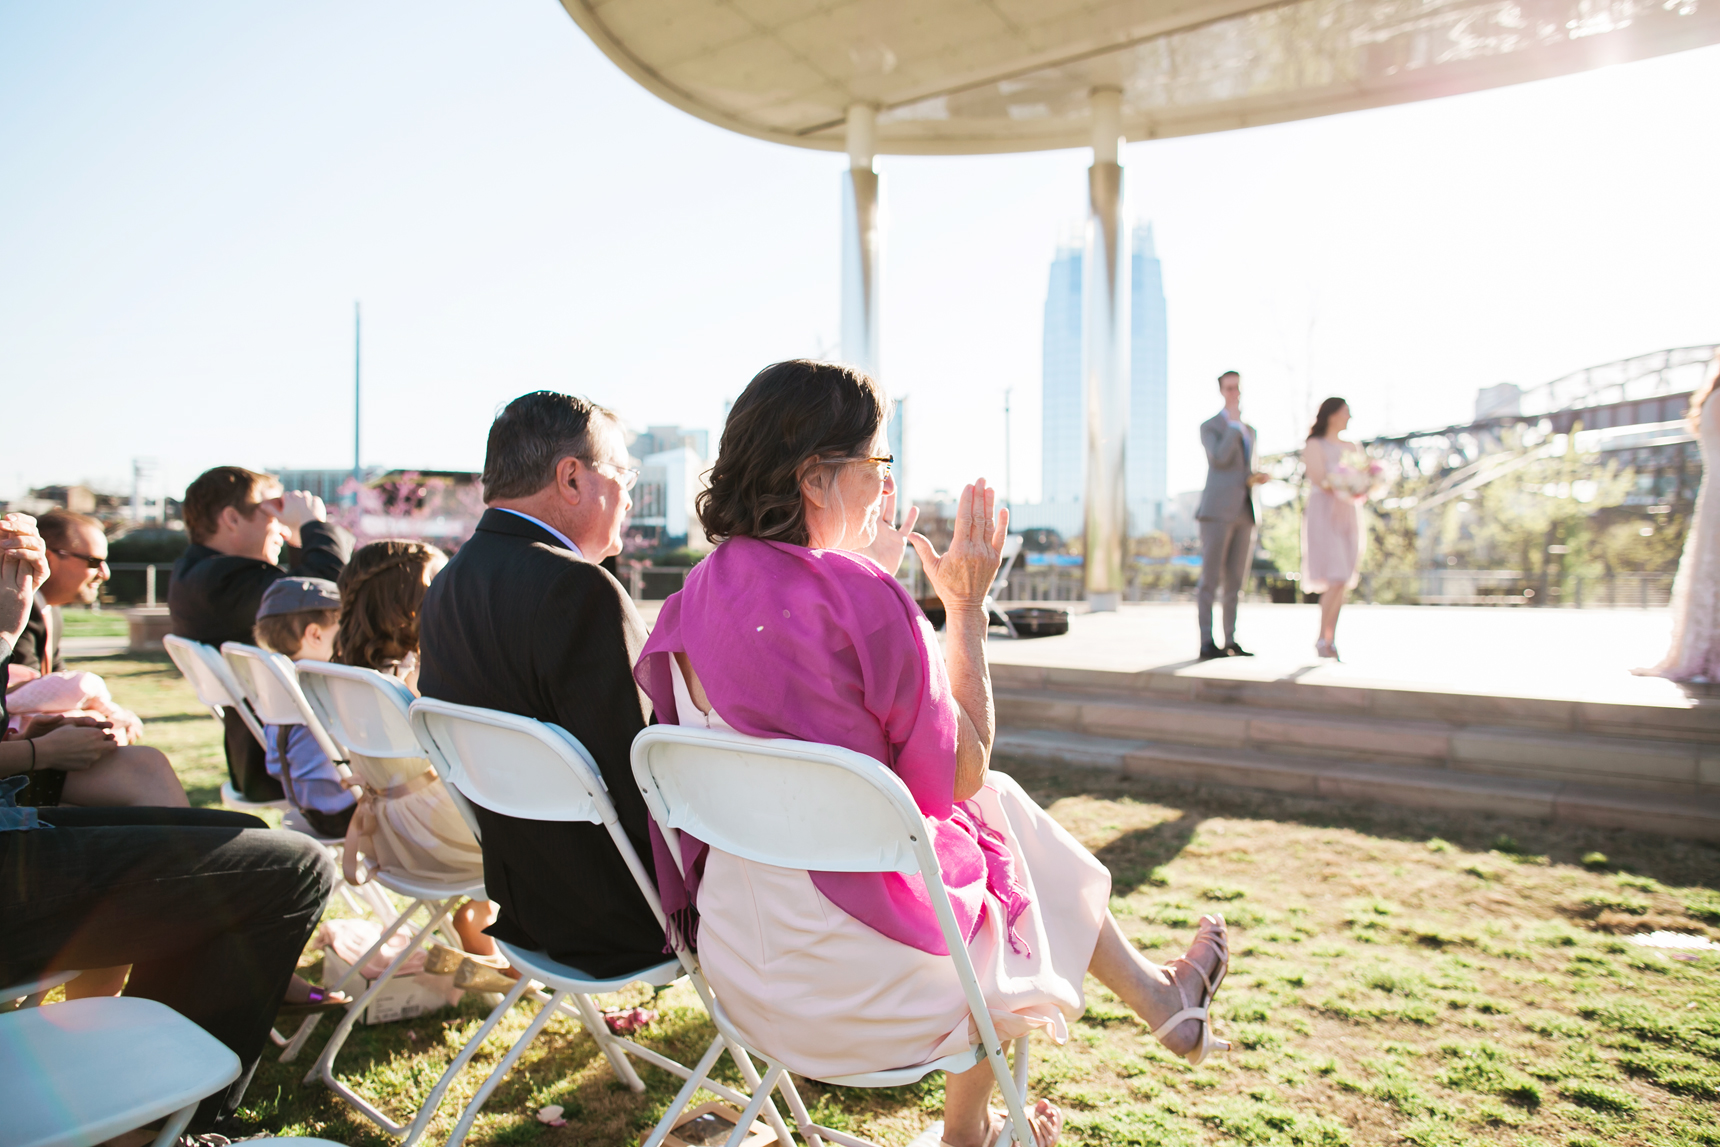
[1003,387,1013,515]
[352,302,362,501]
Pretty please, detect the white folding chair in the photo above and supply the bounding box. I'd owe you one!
[408,697,797,1147]
[632,724,1038,1147]
[162,634,287,813]
[288,666,488,1139]
[1,977,242,1147]
[220,643,409,1062]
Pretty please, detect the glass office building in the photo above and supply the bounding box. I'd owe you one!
[1035,223,1168,536]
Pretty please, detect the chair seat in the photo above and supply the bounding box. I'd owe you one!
[372,870,487,902]
[279,808,348,846]
[494,941,684,994]
[707,992,982,1088]
[220,780,289,813]
[817,1045,986,1087]
[0,997,241,1147]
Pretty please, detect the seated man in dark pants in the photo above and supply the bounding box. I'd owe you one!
[168,467,349,801]
[1,512,335,1136]
[418,391,665,979]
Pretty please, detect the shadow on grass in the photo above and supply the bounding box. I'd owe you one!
[1092,810,1202,895]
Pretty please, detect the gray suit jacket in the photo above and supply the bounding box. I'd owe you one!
[1196,412,1258,522]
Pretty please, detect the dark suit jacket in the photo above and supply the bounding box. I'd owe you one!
[417,508,664,978]
[168,521,349,647]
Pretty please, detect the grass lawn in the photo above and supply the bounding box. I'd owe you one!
[70,651,1720,1147]
[59,607,131,638]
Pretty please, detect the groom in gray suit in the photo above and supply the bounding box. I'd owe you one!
[1196,371,1268,661]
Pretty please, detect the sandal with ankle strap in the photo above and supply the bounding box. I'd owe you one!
[1149,914,1231,1067]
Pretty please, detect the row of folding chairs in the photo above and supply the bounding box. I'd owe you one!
[162,636,1039,1147]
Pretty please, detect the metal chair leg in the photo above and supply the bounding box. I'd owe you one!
[443,989,569,1147]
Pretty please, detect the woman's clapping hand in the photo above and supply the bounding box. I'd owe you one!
[857,489,920,577]
[908,479,1008,610]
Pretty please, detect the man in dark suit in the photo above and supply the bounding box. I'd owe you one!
[417,391,664,979]
[1195,371,1269,661]
[169,467,349,801]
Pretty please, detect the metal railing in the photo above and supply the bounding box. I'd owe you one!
[105,562,170,607]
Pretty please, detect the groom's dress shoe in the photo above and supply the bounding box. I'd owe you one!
[1198,643,1227,662]
[1225,643,1254,657]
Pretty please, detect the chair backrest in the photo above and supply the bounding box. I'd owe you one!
[408,697,665,927]
[220,644,346,771]
[630,725,926,877]
[163,635,266,747]
[296,662,434,791]
[990,533,1025,596]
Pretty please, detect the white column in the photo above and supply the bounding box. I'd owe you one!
[1082,87,1129,610]
[840,104,881,378]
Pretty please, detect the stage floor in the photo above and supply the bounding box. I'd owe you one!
[983,602,1700,710]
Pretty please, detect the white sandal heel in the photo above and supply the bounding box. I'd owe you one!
[1150,915,1232,1067]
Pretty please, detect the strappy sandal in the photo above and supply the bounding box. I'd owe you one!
[940,1103,1061,1147]
[1149,914,1231,1066]
[275,982,351,1019]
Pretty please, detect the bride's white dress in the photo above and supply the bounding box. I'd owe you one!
[1639,388,1720,681]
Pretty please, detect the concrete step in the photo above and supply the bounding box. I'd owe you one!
[995,687,1720,797]
[988,661,1720,744]
[992,728,1720,843]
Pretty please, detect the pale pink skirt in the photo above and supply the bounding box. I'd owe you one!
[1302,486,1364,594]
[695,771,1111,1080]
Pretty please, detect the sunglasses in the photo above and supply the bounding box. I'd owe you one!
[53,548,108,571]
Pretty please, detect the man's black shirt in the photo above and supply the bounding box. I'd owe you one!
[168,520,348,648]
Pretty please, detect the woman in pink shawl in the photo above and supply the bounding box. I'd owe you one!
[635,361,1230,1147]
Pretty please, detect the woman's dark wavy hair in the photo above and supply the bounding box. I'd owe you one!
[333,539,445,672]
[1309,396,1348,440]
[697,359,888,546]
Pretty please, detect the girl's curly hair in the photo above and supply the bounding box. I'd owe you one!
[333,539,445,672]
[696,359,888,546]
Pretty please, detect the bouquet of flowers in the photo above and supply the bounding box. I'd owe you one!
[1327,459,1387,499]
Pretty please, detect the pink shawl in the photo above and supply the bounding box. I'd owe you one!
[634,536,1030,957]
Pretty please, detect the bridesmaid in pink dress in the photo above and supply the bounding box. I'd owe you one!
[1301,398,1367,660]
[636,361,1232,1147]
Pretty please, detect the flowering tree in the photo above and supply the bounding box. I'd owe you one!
[326,471,487,553]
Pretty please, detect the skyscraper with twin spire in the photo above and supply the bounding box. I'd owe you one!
[1038,222,1168,535]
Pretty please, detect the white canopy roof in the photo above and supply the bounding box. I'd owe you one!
[559,0,1720,154]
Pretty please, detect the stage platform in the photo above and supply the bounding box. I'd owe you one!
[983,603,1720,842]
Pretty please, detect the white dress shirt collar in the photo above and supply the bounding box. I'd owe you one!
[494,508,584,558]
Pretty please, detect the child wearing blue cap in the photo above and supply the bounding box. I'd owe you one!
[253,577,357,836]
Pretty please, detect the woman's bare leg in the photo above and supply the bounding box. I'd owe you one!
[1318,585,1347,645]
[59,746,189,808]
[452,900,501,956]
[1088,912,1226,1058]
[942,1062,1062,1147]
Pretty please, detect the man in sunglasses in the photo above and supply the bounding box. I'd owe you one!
[169,466,350,801]
[6,508,108,675]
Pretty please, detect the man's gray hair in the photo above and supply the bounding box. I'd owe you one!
[481,391,619,502]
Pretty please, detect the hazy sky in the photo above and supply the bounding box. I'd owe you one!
[3,2,1717,507]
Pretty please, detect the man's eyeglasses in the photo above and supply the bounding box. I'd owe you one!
[586,460,640,491]
[52,548,108,571]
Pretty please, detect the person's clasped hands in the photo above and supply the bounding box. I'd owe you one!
[2,514,122,772]
[1,512,51,645]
